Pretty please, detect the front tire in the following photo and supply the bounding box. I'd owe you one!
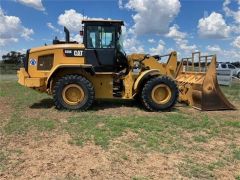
[140,76,179,111]
[53,75,94,110]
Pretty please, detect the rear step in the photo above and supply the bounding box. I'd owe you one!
[175,52,236,111]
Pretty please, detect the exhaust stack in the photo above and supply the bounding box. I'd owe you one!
[64,26,70,43]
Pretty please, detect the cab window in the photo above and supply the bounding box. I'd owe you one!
[86,26,115,49]
[221,64,227,68]
[228,64,235,69]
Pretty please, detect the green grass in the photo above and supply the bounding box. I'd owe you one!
[225,121,240,128]
[233,149,240,160]
[4,115,55,134]
[65,113,219,152]
[207,160,226,171]
[192,135,208,143]
[132,176,148,180]
[220,83,240,101]
[0,151,7,172]
[0,80,55,134]
[178,159,215,179]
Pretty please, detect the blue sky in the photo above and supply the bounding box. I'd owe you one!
[0,0,240,62]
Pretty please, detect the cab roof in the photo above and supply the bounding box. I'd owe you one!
[82,19,124,26]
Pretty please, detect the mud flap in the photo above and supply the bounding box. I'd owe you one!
[176,54,236,111]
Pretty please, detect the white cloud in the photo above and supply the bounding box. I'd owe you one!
[118,0,124,9]
[148,39,156,43]
[16,0,45,11]
[57,9,106,43]
[0,8,34,46]
[206,45,222,52]
[125,0,181,35]
[232,36,240,48]
[198,12,231,38]
[47,22,60,33]
[58,9,85,32]
[72,34,83,43]
[165,24,196,53]
[218,49,240,62]
[123,36,145,53]
[223,0,240,24]
[166,24,187,40]
[122,27,145,53]
[149,40,165,54]
[176,39,197,52]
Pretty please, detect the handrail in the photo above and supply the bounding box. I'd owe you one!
[180,52,216,73]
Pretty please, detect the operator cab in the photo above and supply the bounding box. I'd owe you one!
[82,19,128,72]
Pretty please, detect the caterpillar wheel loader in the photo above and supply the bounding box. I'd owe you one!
[17,19,235,111]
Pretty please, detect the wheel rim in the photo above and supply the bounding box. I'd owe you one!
[151,84,172,104]
[62,84,85,105]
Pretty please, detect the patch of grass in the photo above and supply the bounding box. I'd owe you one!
[121,154,129,161]
[192,135,208,143]
[233,149,240,160]
[225,121,240,128]
[66,113,204,153]
[220,83,240,101]
[0,151,7,172]
[4,113,55,134]
[65,111,237,152]
[163,114,214,131]
[132,176,148,180]
[0,81,50,110]
[236,175,240,180]
[178,159,214,179]
[34,119,55,131]
[207,160,225,171]
[66,113,189,151]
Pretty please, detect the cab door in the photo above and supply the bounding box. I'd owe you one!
[84,26,116,72]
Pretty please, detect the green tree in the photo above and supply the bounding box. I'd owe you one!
[2,51,25,64]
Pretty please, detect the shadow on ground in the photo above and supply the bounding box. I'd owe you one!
[29,98,142,110]
[30,98,55,109]
[29,98,182,112]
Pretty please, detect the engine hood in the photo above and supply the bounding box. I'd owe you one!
[30,43,85,53]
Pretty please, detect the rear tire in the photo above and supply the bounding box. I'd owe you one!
[53,75,94,110]
[140,76,179,111]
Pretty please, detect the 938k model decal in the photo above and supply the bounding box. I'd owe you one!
[64,49,84,57]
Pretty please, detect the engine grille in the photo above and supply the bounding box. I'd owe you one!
[37,54,54,70]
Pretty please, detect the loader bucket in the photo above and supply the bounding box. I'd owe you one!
[175,52,236,111]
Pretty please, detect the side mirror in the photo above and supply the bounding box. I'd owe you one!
[80,30,84,36]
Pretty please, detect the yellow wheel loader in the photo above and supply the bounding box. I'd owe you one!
[17,19,235,111]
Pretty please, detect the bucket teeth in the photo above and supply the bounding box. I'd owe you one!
[176,53,236,111]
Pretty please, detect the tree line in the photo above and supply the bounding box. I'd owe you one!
[1,51,25,64]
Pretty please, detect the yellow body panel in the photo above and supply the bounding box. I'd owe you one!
[28,48,85,78]
[25,78,45,87]
[133,69,160,91]
[17,68,29,86]
[87,73,113,99]
[18,68,45,87]
[46,64,93,84]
